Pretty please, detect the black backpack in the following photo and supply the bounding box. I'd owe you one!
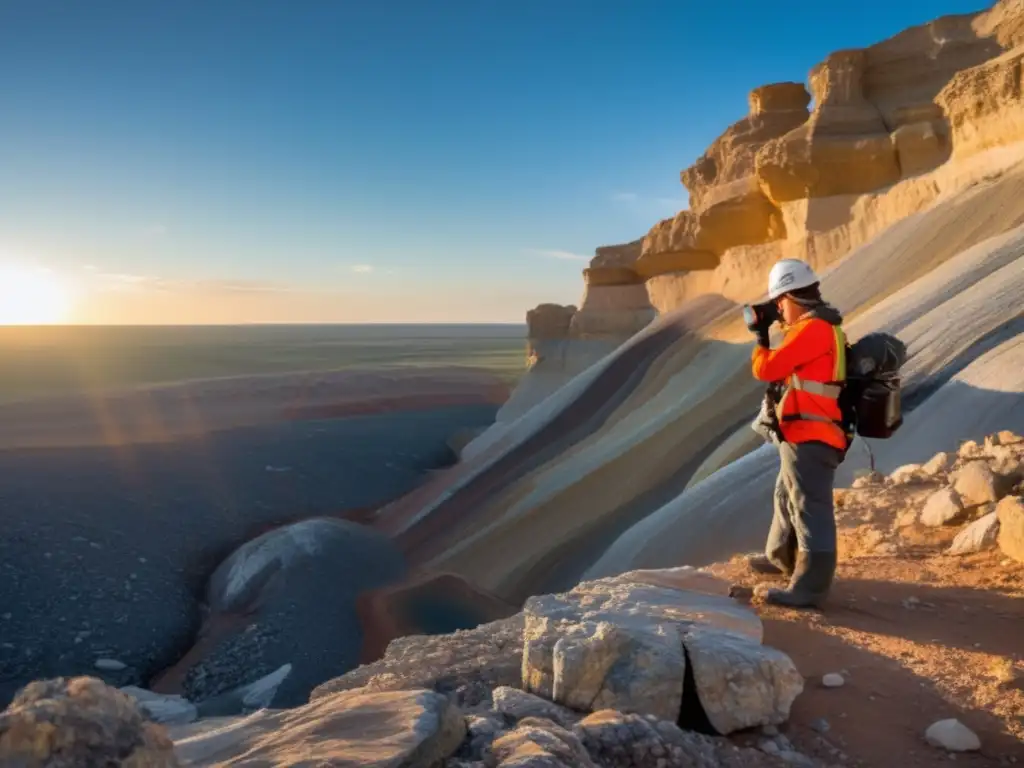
[838,332,907,440]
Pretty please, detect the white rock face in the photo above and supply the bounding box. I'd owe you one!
[925,718,981,752]
[948,511,1000,555]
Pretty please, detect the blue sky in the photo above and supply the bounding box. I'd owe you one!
[0,0,986,323]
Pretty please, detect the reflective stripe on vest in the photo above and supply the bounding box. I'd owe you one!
[776,325,847,425]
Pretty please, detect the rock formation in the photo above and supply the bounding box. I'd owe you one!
[494,241,656,427]
[573,239,656,340]
[0,568,816,766]
[756,49,902,202]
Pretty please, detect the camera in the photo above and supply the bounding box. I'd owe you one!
[742,299,779,329]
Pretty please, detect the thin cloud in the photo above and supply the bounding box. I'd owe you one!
[527,248,590,262]
[93,272,291,295]
[351,264,374,273]
[612,191,687,216]
[143,223,168,237]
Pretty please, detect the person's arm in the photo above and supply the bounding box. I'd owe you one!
[751,319,829,382]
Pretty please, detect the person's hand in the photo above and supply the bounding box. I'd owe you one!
[744,302,776,347]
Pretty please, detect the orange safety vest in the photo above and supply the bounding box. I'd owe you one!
[751,315,847,451]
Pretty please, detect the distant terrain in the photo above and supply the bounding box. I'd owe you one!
[0,323,528,404]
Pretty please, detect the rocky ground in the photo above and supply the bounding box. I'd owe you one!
[1,432,1021,766]
[714,430,1024,766]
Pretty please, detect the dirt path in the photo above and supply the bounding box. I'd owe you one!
[709,479,1024,766]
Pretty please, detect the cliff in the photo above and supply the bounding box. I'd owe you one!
[411,0,1024,602]
[522,0,1024,324]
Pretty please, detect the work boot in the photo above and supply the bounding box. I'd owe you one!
[750,530,797,578]
[763,550,837,609]
[746,554,790,578]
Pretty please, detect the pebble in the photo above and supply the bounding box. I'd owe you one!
[811,717,831,733]
[823,673,845,688]
[925,719,981,752]
[94,658,127,671]
[762,725,780,737]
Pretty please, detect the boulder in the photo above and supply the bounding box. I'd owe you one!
[948,511,1001,555]
[683,629,804,734]
[0,677,178,767]
[756,49,900,203]
[173,688,465,766]
[920,488,967,527]
[520,570,766,724]
[953,461,1005,506]
[310,615,525,708]
[492,686,578,727]
[996,495,1024,563]
[526,618,685,723]
[160,518,407,709]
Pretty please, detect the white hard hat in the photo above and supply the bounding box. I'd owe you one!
[768,259,819,300]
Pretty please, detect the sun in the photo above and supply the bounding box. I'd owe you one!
[0,264,72,325]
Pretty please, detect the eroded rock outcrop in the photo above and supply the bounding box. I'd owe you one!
[757,49,901,202]
[574,239,656,340]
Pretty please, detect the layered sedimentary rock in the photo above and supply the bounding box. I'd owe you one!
[937,46,1024,159]
[756,49,901,202]
[377,157,1024,601]
[573,240,656,340]
[682,83,809,252]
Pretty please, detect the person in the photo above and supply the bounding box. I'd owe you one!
[744,258,847,609]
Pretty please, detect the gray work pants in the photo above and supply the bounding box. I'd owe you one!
[766,441,841,565]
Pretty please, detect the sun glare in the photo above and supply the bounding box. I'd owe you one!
[0,264,71,325]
